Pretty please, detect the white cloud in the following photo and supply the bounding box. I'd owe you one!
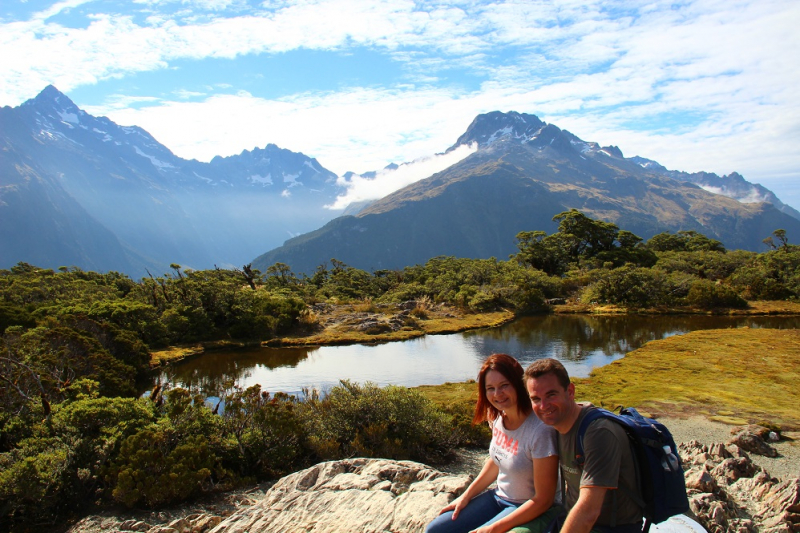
[93,86,486,174]
[2,0,800,209]
[327,143,477,209]
[699,185,769,204]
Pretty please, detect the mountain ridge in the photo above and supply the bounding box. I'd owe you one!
[253,112,800,274]
[3,89,798,276]
[1,86,345,275]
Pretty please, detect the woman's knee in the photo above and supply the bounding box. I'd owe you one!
[425,512,456,533]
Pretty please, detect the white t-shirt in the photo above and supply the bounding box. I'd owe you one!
[489,412,559,503]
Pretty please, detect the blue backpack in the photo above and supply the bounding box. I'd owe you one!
[574,407,690,533]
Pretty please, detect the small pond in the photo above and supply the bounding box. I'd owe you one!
[152,314,800,397]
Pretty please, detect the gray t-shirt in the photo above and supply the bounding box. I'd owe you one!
[489,412,558,503]
[558,405,643,526]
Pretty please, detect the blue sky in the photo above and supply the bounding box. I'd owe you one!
[2,0,799,210]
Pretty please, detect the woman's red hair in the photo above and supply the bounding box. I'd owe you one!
[472,353,532,425]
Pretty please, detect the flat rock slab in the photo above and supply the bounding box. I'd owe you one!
[209,458,471,533]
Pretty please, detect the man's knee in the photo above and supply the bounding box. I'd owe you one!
[509,504,565,533]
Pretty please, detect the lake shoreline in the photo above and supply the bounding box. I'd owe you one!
[149,300,800,367]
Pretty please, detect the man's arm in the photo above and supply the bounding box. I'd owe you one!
[560,486,608,533]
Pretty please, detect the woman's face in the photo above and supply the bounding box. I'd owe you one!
[484,369,517,413]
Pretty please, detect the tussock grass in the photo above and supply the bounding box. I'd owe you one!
[417,380,479,406]
[351,298,378,313]
[150,345,205,366]
[416,380,492,445]
[150,340,247,366]
[574,328,800,429]
[555,300,800,316]
[730,300,800,315]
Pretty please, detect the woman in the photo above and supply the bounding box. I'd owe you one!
[425,354,561,533]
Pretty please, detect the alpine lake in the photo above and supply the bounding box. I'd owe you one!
[150,314,800,400]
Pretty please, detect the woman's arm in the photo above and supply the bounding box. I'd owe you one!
[470,455,559,533]
[438,456,500,519]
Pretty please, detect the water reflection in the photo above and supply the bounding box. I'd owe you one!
[159,347,315,396]
[153,314,800,397]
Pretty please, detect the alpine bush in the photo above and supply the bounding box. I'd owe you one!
[300,381,459,463]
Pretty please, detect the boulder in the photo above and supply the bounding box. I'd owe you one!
[208,458,471,533]
[711,457,759,483]
[728,427,779,458]
[686,467,719,493]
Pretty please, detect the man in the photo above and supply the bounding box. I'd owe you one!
[520,358,643,533]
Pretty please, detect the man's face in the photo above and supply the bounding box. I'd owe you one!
[526,372,576,432]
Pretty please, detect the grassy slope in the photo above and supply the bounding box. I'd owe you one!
[576,328,800,428]
[418,327,800,430]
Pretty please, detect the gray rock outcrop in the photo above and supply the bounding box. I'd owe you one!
[208,458,470,533]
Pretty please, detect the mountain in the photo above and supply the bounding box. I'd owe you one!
[252,111,800,274]
[0,86,344,275]
[0,135,145,273]
[627,157,800,221]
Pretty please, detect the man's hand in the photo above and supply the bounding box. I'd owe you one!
[560,486,607,533]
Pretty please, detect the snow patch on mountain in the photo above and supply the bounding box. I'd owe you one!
[249,174,273,185]
[56,110,79,125]
[283,173,300,187]
[193,172,213,184]
[570,140,592,153]
[134,146,175,171]
[486,126,513,144]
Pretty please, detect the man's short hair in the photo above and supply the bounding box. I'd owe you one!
[524,358,571,389]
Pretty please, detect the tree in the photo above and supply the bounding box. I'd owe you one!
[763,229,789,251]
[646,230,725,253]
[553,209,619,259]
[513,230,568,275]
[515,211,652,274]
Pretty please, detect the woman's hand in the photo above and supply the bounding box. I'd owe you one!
[439,493,470,519]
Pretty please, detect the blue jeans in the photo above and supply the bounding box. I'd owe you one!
[425,490,522,533]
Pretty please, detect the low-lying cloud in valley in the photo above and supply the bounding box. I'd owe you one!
[327,143,477,211]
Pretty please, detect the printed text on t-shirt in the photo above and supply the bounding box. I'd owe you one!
[493,425,519,455]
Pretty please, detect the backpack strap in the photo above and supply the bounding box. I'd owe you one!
[574,408,646,530]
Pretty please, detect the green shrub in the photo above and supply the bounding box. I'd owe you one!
[0,437,71,527]
[686,279,748,309]
[108,429,222,508]
[582,266,671,308]
[228,291,305,340]
[300,381,459,463]
[0,390,155,528]
[221,385,308,479]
